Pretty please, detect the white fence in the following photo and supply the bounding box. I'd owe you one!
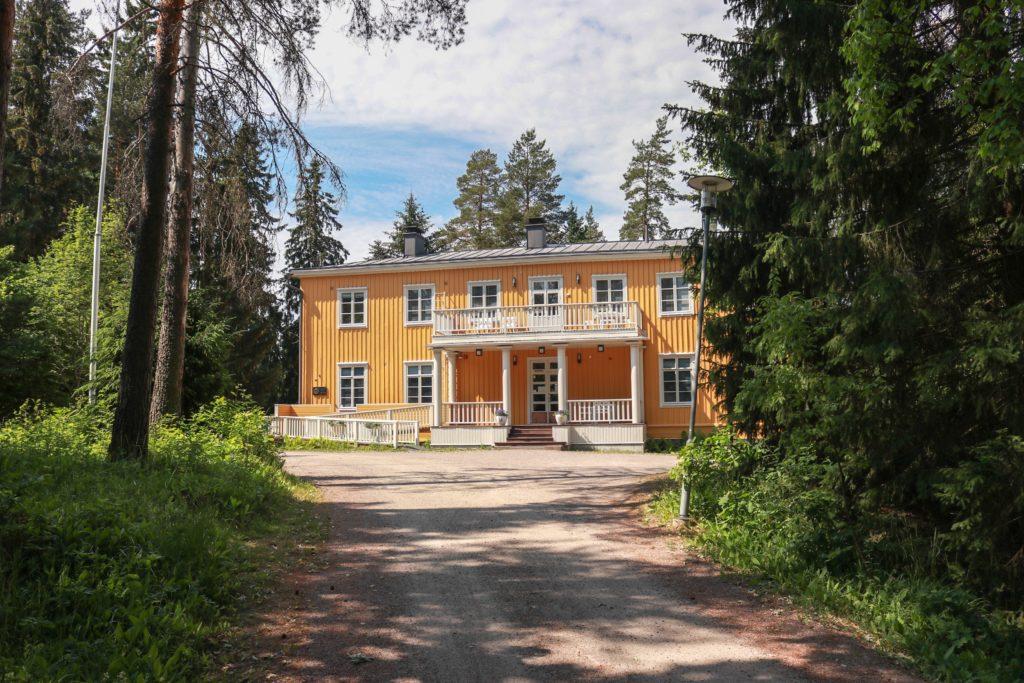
[433,301,641,337]
[443,401,502,425]
[354,404,433,425]
[268,416,419,447]
[568,398,632,423]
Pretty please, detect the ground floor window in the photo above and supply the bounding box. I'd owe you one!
[660,355,693,405]
[338,364,367,408]
[405,363,434,404]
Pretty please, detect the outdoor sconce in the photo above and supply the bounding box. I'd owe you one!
[512,276,517,287]
[538,346,546,355]
[576,352,582,364]
[597,344,605,353]
[576,273,581,284]
[512,354,518,365]
[475,348,483,356]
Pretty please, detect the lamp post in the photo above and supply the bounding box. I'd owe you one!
[87,4,120,404]
[679,174,733,519]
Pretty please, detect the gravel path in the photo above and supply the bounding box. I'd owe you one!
[255,449,916,682]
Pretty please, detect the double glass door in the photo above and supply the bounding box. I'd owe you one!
[529,359,559,424]
[528,277,563,331]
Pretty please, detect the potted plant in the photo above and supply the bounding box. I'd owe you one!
[554,409,568,425]
[495,408,508,426]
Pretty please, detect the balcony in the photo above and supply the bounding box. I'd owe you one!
[432,301,642,343]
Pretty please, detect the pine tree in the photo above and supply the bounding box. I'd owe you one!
[368,192,433,259]
[432,148,503,251]
[561,202,604,243]
[619,116,682,241]
[0,0,96,258]
[495,129,564,246]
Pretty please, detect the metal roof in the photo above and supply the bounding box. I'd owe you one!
[290,239,688,277]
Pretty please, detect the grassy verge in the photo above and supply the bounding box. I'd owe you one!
[647,456,1024,681]
[282,436,404,452]
[0,399,323,681]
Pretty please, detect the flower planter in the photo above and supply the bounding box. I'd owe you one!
[495,414,508,426]
[554,412,568,425]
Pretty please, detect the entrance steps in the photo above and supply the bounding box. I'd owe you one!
[496,425,563,450]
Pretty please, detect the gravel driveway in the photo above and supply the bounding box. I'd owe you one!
[257,449,915,682]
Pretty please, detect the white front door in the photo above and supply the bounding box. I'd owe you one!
[528,277,563,331]
[528,358,559,424]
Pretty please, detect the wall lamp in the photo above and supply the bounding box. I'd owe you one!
[512,353,518,365]
[475,348,483,356]
[576,273,581,284]
[597,344,605,353]
[576,352,582,364]
[538,346,546,355]
[512,276,517,287]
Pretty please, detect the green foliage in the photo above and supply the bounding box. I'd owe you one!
[561,202,604,243]
[656,429,1024,681]
[496,129,564,246]
[0,398,316,680]
[620,116,683,240]
[433,148,505,251]
[368,192,435,259]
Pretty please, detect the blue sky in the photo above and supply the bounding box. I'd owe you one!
[77,0,735,264]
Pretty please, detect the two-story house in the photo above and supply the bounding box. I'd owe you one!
[284,218,721,450]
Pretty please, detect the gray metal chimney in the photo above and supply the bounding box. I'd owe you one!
[525,217,546,249]
[403,231,426,257]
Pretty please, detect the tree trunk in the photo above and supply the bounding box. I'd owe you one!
[108,0,184,461]
[150,0,202,422]
[0,0,15,198]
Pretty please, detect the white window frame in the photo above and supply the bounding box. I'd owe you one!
[659,353,694,407]
[591,274,628,303]
[467,279,501,309]
[336,287,368,329]
[527,275,564,306]
[336,362,368,410]
[403,283,435,326]
[404,360,435,404]
[656,272,694,316]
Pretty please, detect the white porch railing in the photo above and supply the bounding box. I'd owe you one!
[443,401,502,425]
[433,301,641,337]
[267,416,419,447]
[354,404,433,425]
[568,398,632,423]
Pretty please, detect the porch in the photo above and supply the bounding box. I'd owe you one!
[428,342,647,451]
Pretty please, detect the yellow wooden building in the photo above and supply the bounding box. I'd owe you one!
[284,220,720,450]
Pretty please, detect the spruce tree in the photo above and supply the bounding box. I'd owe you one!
[432,148,503,251]
[619,116,682,240]
[368,192,433,259]
[561,202,604,243]
[495,129,564,246]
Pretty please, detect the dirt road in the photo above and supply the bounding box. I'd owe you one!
[257,449,914,682]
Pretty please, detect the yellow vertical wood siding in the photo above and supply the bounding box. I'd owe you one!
[299,254,721,430]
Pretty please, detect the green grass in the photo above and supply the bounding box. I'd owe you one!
[282,436,407,452]
[0,399,322,681]
[647,476,1024,682]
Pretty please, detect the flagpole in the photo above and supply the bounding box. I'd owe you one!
[88,5,119,403]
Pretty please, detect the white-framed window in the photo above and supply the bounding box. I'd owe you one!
[404,362,434,404]
[337,363,367,409]
[337,287,367,328]
[404,284,435,325]
[657,273,693,316]
[592,274,627,303]
[660,354,693,406]
[468,280,500,308]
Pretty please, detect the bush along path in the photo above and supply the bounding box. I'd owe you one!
[0,398,322,681]
[648,428,1024,683]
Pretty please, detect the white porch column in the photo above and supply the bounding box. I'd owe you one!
[432,348,443,427]
[556,345,568,415]
[501,347,512,417]
[630,343,643,424]
[446,350,458,404]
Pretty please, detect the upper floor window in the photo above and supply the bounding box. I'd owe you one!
[337,287,367,328]
[405,284,434,325]
[658,274,693,316]
[660,354,693,406]
[405,362,434,404]
[592,275,626,303]
[338,363,367,409]
[469,281,500,308]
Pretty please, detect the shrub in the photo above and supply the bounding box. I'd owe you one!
[0,398,314,681]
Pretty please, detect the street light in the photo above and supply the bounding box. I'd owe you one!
[679,174,733,519]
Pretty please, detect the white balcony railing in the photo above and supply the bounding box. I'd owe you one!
[568,398,632,423]
[433,302,641,338]
[443,401,502,425]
